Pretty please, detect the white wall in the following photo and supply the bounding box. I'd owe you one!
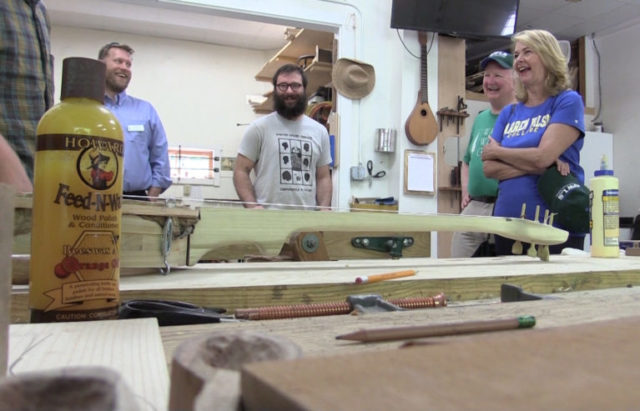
[594,23,640,217]
[51,26,272,158]
[51,26,273,201]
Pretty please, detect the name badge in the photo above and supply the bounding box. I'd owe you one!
[128,124,144,132]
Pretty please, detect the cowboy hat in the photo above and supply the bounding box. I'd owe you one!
[332,58,375,99]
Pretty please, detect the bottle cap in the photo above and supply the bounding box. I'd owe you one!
[595,169,614,176]
[60,57,106,103]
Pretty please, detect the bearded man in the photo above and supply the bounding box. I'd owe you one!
[233,64,332,210]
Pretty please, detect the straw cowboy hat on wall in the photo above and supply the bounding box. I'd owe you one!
[332,58,375,99]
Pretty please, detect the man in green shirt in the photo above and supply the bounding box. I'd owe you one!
[451,51,515,257]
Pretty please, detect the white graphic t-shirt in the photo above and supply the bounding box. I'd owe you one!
[238,112,331,209]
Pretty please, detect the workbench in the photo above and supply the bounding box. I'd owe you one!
[11,253,640,323]
[8,287,640,410]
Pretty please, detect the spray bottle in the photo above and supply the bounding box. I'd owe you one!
[589,155,619,257]
[29,57,124,322]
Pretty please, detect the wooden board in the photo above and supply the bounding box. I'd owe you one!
[437,36,467,257]
[8,318,168,410]
[241,315,640,410]
[0,185,15,375]
[12,196,199,283]
[12,253,640,324]
[159,287,640,365]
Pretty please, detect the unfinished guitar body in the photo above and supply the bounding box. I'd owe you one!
[405,97,438,145]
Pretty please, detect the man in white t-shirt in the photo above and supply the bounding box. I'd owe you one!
[233,64,332,210]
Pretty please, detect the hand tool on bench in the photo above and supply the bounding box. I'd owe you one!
[119,299,235,326]
[500,284,543,302]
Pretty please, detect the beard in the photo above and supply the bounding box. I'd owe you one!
[105,72,130,95]
[274,91,307,119]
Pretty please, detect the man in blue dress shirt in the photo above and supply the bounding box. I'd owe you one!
[98,42,172,200]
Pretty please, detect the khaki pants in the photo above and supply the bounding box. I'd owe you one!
[450,200,495,258]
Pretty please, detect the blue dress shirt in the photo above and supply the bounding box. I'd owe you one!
[104,91,172,192]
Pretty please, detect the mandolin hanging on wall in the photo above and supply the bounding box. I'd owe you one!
[405,32,438,146]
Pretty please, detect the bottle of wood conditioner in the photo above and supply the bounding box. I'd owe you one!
[30,57,124,322]
[589,155,619,258]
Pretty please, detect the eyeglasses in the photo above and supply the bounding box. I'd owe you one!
[275,82,303,92]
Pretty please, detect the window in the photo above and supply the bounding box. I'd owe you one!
[168,146,218,183]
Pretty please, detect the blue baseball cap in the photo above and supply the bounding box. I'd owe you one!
[481,51,514,69]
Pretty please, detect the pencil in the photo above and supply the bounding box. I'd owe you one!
[335,315,536,342]
[354,269,416,284]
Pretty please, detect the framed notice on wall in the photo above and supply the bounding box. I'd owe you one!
[404,150,435,195]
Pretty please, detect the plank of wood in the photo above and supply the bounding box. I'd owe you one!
[12,197,198,283]
[0,185,15,375]
[241,314,640,410]
[10,254,640,324]
[437,36,467,257]
[158,287,640,367]
[8,318,169,410]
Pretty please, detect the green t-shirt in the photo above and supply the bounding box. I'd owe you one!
[463,109,499,197]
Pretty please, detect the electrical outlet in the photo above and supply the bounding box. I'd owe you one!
[350,164,367,181]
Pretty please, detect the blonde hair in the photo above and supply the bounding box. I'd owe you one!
[512,30,571,102]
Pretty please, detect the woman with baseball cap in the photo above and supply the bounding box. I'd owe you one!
[481,29,586,255]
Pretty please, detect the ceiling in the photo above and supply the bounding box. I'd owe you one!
[46,0,640,55]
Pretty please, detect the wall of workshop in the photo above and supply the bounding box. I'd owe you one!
[50,25,272,200]
[594,23,640,217]
[50,0,442,226]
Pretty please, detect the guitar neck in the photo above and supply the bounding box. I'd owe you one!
[420,40,428,103]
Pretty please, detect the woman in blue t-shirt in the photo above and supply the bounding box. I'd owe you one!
[482,29,585,255]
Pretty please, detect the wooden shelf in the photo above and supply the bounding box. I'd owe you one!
[438,185,461,192]
[255,29,334,82]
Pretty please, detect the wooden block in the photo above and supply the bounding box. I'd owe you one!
[169,331,302,411]
[0,184,15,375]
[241,316,640,410]
[349,202,398,212]
[324,231,430,259]
[8,318,168,410]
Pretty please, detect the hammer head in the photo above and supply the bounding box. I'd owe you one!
[346,294,403,313]
[500,284,542,303]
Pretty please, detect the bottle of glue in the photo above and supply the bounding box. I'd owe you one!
[589,155,619,257]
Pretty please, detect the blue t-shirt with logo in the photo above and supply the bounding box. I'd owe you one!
[491,89,585,229]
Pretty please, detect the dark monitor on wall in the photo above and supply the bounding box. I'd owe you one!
[390,0,519,39]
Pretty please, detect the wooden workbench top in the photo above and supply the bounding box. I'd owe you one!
[159,286,640,364]
[11,254,640,323]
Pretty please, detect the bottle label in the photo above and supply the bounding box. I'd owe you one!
[601,189,619,247]
[30,133,123,321]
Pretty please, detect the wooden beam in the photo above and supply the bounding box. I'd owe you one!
[12,254,640,323]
